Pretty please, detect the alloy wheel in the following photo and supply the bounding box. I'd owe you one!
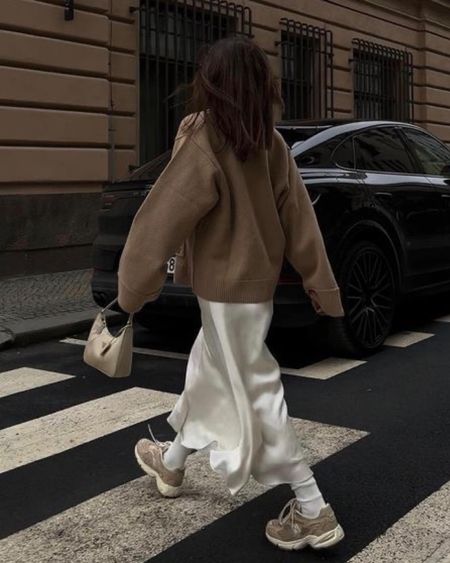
[343,245,396,351]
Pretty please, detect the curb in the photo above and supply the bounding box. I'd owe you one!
[0,328,14,350]
[0,309,125,351]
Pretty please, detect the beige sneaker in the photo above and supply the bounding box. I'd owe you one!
[134,425,185,498]
[265,498,345,551]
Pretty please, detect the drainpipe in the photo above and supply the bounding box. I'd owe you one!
[64,0,74,20]
[129,2,140,171]
[107,0,116,182]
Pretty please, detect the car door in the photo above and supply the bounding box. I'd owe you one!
[354,126,443,286]
[292,133,366,259]
[400,127,450,272]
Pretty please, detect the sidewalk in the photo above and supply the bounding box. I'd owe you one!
[0,269,123,350]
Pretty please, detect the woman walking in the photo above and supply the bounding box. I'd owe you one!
[117,35,345,551]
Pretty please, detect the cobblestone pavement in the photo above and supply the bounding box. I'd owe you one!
[0,269,96,324]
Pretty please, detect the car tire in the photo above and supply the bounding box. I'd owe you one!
[326,240,397,358]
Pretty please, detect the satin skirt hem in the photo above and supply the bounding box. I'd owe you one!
[166,391,313,497]
[166,396,248,496]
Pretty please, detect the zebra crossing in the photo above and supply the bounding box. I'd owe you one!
[0,385,367,562]
[61,327,435,380]
[349,481,450,563]
[0,367,74,399]
[0,386,175,474]
[0,318,449,562]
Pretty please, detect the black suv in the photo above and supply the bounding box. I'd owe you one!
[91,119,450,357]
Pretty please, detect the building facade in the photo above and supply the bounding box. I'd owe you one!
[1,0,450,277]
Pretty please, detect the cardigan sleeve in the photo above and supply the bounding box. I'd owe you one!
[117,132,220,314]
[277,149,345,317]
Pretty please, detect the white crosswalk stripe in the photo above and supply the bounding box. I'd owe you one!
[384,330,434,348]
[60,328,441,381]
[61,337,366,379]
[349,480,450,563]
[281,357,367,379]
[62,337,190,361]
[425,540,450,563]
[0,386,177,475]
[0,367,74,399]
[0,411,368,563]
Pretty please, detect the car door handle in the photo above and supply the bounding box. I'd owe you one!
[441,193,450,198]
[375,191,393,197]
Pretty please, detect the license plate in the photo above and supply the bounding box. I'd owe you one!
[167,255,176,274]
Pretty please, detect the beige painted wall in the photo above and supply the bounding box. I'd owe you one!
[0,0,449,195]
[0,0,449,276]
[246,0,450,142]
[0,0,138,194]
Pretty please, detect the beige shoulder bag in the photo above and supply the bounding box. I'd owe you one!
[83,297,134,378]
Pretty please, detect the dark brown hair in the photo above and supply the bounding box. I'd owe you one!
[181,35,284,162]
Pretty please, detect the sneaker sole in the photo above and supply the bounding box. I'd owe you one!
[265,524,345,551]
[134,445,183,498]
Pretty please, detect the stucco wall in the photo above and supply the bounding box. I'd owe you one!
[1,0,449,277]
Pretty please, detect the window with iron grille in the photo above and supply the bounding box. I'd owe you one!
[277,18,334,120]
[351,39,414,122]
[137,0,252,165]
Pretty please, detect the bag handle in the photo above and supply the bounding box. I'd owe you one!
[100,297,134,325]
[101,296,118,313]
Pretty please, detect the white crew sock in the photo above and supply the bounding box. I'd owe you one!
[290,474,327,518]
[162,432,195,471]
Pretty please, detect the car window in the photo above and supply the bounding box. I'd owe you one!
[333,137,355,169]
[354,127,416,174]
[295,150,324,168]
[276,127,326,149]
[294,137,343,168]
[402,128,450,176]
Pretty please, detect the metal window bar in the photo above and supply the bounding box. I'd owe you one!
[276,18,334,120]
[137,0,252,165]
[64,0,74,20]
[351,38,414,122]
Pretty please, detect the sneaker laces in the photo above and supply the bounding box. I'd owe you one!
[147,422,172,450]
[278,498,301,528]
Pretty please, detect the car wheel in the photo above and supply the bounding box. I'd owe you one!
[327,240,397,358]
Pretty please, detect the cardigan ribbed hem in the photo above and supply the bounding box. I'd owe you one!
[192,276,278,303]
[192,278,344,314]
[305,286,345,317]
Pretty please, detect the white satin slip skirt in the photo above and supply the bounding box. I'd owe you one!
[166,295,313,496]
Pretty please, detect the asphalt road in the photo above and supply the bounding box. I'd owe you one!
[0,294,449,562]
